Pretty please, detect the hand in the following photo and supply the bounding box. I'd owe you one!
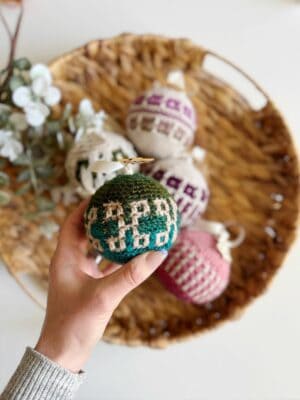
[35,199,167,372]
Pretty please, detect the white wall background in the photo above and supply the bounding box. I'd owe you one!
[0,1,299,399]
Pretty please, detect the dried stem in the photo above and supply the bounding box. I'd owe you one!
[0,2,24,92]
[0,8,12,39]
[28,154,38,194]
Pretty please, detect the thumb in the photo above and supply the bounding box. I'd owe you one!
[98,251,168,308]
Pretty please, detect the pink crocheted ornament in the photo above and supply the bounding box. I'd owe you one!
[156,228,231,305]
[126,86,197,159]
[143,156,209,227]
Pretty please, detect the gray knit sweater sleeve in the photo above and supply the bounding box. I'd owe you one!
[1,348,84,400]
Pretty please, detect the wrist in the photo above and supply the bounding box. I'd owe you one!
[35,334,92,373]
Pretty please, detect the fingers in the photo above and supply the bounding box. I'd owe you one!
[101,262,123,277]
[79,258,103,279]
[59,198,90,247]
[67,198,90,226]
[98,251,168,308]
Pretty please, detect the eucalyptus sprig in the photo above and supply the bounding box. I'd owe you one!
[0,1,109,238]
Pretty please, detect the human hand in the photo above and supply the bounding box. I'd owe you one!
[35,199,167,372]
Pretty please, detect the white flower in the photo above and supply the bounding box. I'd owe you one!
[43,86,61,106]
[0,130,23,162]
[68,116,76,133]
[24,102,50,127]
[74,126,85,142]
[30,64,52,85]
[72,99,106,140]
[93,111,106,131]
[79,99,94,117]
[12,87,31,108]
[12,63,61,127]
[32,76,49,97]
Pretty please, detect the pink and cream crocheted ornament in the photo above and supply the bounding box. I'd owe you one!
[156,221,244,305]
[143,155,209,227]
[126,81,197,159]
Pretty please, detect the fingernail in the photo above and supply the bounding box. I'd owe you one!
[145,250,168,271]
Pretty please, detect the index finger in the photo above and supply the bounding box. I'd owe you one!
[59,198,90,245]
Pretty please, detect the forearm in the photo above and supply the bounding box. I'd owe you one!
[1,348,84,400]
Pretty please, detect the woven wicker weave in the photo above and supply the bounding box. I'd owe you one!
[0,34,299,347]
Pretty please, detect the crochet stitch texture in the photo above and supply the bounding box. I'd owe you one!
[84,173,180,263]
[126,86,196,159]
[156,229,230,304]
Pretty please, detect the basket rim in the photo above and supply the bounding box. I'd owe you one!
[1,33,299,348]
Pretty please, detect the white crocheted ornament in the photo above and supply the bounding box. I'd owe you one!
[143,156,209,227]
[126,86,197,159]
[65,131,138,197]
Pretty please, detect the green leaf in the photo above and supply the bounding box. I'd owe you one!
[0,111,9,127]
[36,196,55,212]
[9,76,25,91]
[15,182,31,195]
[13,58,31,71]
[0,159,7,168]
[12,154,30,166]
[0,190,11,206]
[31,144,45,159]
[47,120,61,134]
[0,91,9,103]
[17,169,31,182]
[62,103,72,120]
[36,165,53,178]
[0,171,10,186]
[0,66,8,76]
[23,211,42,221]
[32,156,50,167]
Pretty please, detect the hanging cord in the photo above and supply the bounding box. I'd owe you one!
[85,157,154,194]
[193,219,245,262]
[167,70,186,90]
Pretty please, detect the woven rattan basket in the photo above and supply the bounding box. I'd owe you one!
[0,34,299,347]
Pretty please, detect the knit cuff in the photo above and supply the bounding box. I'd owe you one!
[1,347,85,400]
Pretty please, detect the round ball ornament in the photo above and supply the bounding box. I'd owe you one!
[126,85,197,159]
[156,225,233,305]
[143,156,209,227]
[84,172,181,264]
[65,131,138,197]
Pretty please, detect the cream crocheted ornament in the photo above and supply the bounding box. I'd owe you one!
[65,131,138,197]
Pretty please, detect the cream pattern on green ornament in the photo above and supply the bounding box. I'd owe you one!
[85,206,104,252]
[104,200,151,252]
[154,198,178,246]
[97,198,178,253]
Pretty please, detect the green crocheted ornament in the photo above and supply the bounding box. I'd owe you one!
[84,173,180,263]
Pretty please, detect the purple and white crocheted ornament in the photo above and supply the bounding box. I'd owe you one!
[143,155,209,227]
[126,83,196,159]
